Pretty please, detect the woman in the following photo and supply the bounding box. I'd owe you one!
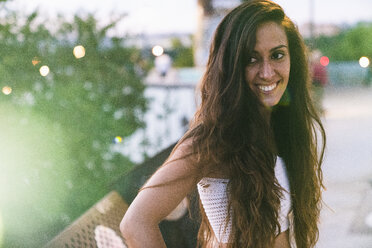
[120,1,326,247]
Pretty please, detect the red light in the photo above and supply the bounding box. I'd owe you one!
[320,56,329,67]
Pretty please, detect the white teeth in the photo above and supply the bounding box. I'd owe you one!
[257,82,277,92]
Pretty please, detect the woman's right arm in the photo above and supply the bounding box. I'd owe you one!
[119,141,200,247]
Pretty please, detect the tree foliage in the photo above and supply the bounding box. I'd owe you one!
[0,9,148,248]
[311,22,372,61]
[168,37,194,68]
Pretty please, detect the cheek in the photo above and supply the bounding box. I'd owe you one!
[280,62,291,81]
[286,63,291,77]
[286,59,291,74]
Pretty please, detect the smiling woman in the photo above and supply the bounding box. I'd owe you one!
[244,21,291,107]
[120,1,326,248]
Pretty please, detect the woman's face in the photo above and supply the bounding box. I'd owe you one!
[244,21,290,107]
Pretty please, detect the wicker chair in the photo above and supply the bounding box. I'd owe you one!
[44,191,128,248]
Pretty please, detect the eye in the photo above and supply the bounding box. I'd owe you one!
[272,51,285,60]
[247,56,257,65]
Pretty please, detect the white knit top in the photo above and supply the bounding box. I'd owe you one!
[197,157,291,244]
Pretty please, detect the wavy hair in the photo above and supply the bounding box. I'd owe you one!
[173,0,326,247]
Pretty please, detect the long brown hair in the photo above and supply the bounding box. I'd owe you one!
[169,0,326,247]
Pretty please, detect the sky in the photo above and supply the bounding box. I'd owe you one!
[5,0,372,34]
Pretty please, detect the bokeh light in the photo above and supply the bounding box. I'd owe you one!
[2,86,12,95]
[32,57,40,66]
[320,56,330,67]
[73,45,86,59]
[39,65,50,77]
[359,56,370,68]
[152,45,164,57]
[114,136,123,144]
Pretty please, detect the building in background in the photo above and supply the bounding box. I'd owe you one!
[124,33,193,50]
[194,0,240,67]
[299,23,341,39]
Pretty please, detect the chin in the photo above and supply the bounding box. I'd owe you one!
[262,99,280,107]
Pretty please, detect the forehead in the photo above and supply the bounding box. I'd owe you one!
[254,21,288,51]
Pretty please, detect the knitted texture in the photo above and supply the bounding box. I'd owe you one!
[197,157,291,244]
[197,177,232,243]
[275,157,291,232]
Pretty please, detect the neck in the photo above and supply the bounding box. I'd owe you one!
[261,105,273,123]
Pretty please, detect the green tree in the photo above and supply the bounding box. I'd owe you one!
[0,9,148,248]
[311,22,372,61]
[169,37,194,68]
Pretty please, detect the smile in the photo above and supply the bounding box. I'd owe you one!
[257,81,279,93]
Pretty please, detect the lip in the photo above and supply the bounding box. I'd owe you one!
[256,80,280,93]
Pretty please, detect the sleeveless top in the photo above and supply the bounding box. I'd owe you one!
[197,157,291,243]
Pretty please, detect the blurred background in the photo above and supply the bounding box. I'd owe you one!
[1,0,372,247]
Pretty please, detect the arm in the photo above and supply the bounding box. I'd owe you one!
[120,141,200,247]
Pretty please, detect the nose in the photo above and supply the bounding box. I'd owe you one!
[259,61,275,80]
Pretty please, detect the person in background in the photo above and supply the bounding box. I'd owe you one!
[120,1,326,247]
[155,53,172,77]
[310,49,328,114]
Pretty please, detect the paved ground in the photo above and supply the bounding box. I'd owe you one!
[317,86,372,248]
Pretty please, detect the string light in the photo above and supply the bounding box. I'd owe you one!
[2,86,12,95]
[73,45,86,59]
[39,65,50,77]
[32,57,40,66]
[359,56,370,68]
[152,45,164,57]
[320,56,329,67]
[113,136,123,144]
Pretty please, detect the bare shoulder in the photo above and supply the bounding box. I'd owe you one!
[122,138,200,228]
[165,138,229,180]
[144,138,201,188]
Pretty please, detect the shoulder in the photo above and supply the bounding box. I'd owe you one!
[169,138,194,160]
[145,138,202,187]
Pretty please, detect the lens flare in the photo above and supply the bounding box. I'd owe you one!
[73,45,86,59]
[152,45,164,57]
[2,86,12,95]
[39,65,50,77]
[359,56,370,68]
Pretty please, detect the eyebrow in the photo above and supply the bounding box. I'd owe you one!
[270,45,288,52]
[252,44,288,54]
